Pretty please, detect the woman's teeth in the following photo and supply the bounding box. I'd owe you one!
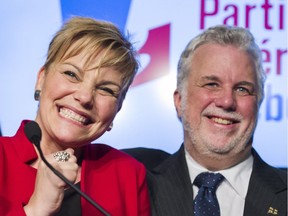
[59,108,88,124]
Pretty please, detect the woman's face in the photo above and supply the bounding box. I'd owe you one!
[35,50,123,149]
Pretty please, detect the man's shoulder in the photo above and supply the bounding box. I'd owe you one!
[252,149,287,181]
[121,147,171,170]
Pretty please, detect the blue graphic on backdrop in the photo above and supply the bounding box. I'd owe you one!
[60,0,131,31]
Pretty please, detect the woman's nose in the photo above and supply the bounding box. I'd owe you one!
[73,85,94,109]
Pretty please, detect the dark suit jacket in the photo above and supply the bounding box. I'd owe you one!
[125,145,287,216]
[122,147,171,170]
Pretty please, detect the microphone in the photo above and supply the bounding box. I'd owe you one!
[24,121,110,216]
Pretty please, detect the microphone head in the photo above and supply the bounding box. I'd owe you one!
[24,121,42,144]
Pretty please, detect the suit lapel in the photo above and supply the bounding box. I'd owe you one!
[148,145,194,216]
[244,149,287,216]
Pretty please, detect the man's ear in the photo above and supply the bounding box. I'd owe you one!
[173,89,183,120]
[35,67,46,91]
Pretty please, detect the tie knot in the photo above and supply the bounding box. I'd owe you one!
[194,172,224,189]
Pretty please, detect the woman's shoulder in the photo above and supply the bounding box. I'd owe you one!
[84,143,145,169]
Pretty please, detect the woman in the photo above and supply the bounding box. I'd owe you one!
[0,17,150,216]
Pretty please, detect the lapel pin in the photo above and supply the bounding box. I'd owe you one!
[267,207,278,215]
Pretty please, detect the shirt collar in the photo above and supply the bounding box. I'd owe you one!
[185,148,253,199]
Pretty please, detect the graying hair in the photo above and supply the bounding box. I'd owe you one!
[177,25,266,106]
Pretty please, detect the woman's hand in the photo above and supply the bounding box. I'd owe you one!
[24,148,78,216]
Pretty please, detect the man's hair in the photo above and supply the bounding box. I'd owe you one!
[177,25,266,106]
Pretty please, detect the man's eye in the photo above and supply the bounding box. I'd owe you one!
[204,82,219,88]
[235,87,252,95]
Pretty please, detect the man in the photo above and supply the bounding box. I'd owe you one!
[125,25,287,216]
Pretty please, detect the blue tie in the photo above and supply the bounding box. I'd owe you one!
[193,172,224,216]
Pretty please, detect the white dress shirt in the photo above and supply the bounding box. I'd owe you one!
[185,149,253,216]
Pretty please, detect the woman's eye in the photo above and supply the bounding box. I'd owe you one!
[102,87,114,94]
[63,71,78,80]
[98,87,118,98]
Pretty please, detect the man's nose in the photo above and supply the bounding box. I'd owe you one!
[214,89,236,111]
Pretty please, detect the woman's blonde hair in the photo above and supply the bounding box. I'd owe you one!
[44,16,139,101]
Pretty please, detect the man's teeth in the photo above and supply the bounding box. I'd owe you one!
[59,108,87,124]
[212,117,233,125]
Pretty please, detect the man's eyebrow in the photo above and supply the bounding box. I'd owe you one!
[200,75,221,82]
[236,81,256,89]
[237,81,254,85]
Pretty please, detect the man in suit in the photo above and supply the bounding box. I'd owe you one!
[126,25,287,216]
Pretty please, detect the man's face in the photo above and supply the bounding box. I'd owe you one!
[174,44,259,161]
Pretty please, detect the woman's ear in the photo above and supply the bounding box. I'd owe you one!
[35,67,46,91]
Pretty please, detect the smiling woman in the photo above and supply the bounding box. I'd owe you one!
[0,16,150,216]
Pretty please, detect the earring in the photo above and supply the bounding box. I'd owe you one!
[107,122,113,131]
[34,90,41,101]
